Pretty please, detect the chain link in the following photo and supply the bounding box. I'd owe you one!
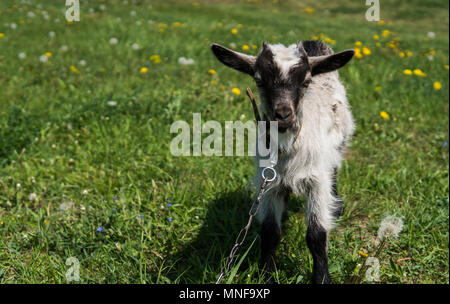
[215,177,269,284]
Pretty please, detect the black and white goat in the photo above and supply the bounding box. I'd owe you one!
[211,40,355,284]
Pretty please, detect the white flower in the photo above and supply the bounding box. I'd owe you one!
[135,20,142,26]
[28,193,38,201]
[39,55,48,63]
[427,32,435,39]
[16,183,21,188]
[10,23,17,29]
[130,10,136,17]
[109,37,118,45]
[178,57,195,65]
[54,18,60,23]
[107,100,117,106]
[82,189,88,195]
[60,45,68,52]
[58,201,74,211]
[48,31,55,38]
[18,52,26,59]
[229,42,236,49]
[27,11,35,18]
[99,4,106,11]
[377,215,403,241]
[79,60,87,66]
[427,55,434,61]
[131,43,139,50]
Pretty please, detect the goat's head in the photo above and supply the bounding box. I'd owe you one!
[211,41,354,133]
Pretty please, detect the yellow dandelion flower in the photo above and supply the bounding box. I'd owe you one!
[358,251,369,258]
[20,20,25,24]
[150,55,162,64]
[211,80,217,85]
[302,8,315,14]
[354,41,362,47]
[373,35,379,40]
[140,67,148,73]
[231,88,241,96]
[362,47,371,55]
[380,111,390,119]
[231,28,238,35]
[324,37,336,44]
[374,86,382,92]
[312,36,319,41]
[376,42,381,47]
[192,1,199,6]
[238,24,243,28]
[217,22,223,27]
[354,48,363,59]
[433,81,442,90]
[413,69,426,77]
[45,52,52,57]
[0,33,4,38]
[242,44,249,51]
[445,65,449,70]
[208,69,216,75]
[378,20,385,25]
[252,44,257,49]
[70,65,78,73]
[382,29,390,38]
[173,21,181,27]
[405,50,412,57]
[403,69,412,75]
[44,219,50,225]
[399,52,405,58]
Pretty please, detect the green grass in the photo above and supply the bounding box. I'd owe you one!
[0,0,448,284]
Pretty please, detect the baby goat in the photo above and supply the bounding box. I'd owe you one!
[211,40,355,284]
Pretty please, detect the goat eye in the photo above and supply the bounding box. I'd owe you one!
[302,78,312,87]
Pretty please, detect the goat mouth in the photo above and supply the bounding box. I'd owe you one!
[275,119,296,133]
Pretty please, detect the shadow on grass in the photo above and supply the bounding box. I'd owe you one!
[163,188,307,283]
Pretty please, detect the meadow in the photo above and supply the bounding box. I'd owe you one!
[0,0,448,284]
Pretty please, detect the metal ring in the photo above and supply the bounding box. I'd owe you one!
[262,167,277,182]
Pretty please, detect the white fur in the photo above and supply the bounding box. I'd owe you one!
[269,43,301,78]
[255,44,355,232]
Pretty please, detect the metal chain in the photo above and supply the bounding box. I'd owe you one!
[215,176,271,284]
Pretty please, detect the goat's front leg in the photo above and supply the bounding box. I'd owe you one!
[306,176,338,284]
[257,190,287,274]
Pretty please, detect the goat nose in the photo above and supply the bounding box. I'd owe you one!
[274,109,292,121]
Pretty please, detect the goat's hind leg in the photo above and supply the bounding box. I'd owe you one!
[306,178,337,284]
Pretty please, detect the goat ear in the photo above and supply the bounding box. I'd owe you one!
[211,43,256,76]
[309,49,355,76]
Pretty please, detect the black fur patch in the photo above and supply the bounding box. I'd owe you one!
[302,40,334,56]
[331,167,344,218]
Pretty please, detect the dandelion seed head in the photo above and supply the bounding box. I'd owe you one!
[109,37,118,45]
[28,193,38,202]
[178,57,195,65]
[377,215,403,241]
